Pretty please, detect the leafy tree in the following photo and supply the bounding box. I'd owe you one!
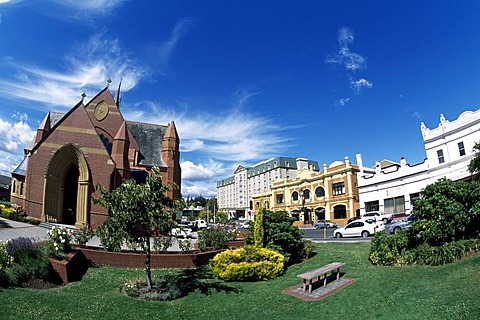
[254,208,265,247]
[93,167,179,289]
[410,178,480,246]
[468,141,480,177]
[247,210,306,264]
[198,209,228,223]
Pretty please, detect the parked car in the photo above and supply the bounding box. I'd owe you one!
[314,220,337,228]
[240,221,251,229]
[191,219,208,231]
[361,211,394,224]
[388,214,415,234]
[333,219,385,238]
[171,224,194,238]
[347,216,361,224]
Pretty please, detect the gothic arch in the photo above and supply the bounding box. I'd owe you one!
[43,143,91,228]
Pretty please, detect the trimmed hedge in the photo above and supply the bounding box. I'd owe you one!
[209,246,284,281]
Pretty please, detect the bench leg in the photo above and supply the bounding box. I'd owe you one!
[302,280,307,292]
[336,268,340,280]
[323,274,328,287]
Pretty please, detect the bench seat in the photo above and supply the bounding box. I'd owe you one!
[297,262,345,293]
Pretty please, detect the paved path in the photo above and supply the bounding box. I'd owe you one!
[0,218,197,251]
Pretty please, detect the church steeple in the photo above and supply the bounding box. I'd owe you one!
[162,121,181,199]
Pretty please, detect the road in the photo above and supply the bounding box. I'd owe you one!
[301,227,372,243]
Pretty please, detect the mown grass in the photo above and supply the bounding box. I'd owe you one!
[1,242,479,320]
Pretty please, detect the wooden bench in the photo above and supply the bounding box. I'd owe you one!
[297,262,346,293]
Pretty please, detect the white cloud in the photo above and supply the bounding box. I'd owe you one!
[350,78,373,94]
[0,32,147,110]
[335,98,351,107]
[326,27,366,71]
[181,161,219,181]
[0,116,35,175]
[50,0,127,20]
[156,18,193,62]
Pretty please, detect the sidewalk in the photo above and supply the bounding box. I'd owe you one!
[0,218,196,251]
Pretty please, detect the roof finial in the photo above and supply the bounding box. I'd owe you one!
[81,92,86,103]
[107,79,112,88]
[116,78,123,107]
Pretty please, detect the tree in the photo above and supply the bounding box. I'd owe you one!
[93,167,179,289]
[254,207,265,247]
[468,141,480,177]
[410,178,480,246]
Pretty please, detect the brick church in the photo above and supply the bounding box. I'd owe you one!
[10,84,181,228]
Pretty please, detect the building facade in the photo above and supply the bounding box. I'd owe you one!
[217,157,319,219]
[10,85,181,228]
[357,110,480,216]
[252,157,360,225]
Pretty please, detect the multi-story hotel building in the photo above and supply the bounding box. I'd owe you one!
[251,157,360,225]
[357,110,480,217]
[217,157,319,219]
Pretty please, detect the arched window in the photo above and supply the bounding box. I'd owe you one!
[315,186,325,198]
[333,205,347,219]
[303,189,311,199]
[99,134,112,154]
[292,191,299,201]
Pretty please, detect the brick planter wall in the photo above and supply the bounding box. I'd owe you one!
[79,247,223,268]
[49,240,245,283]
[49,250,91,284]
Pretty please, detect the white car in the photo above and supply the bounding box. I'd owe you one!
[240,221,251,229]
[333,219,385,238]
[171,225,194,238]
[361,211,394,224]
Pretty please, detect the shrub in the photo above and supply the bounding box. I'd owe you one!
[209,245,285,281]
[121,275,182,301]
[0,242,11,270]
[197,227,229,251]
[369,231,409,266]
[5,237,35,257]
[246,210,306,264]
[178,238,193,252]
[46,226,74,259]
[73,226,95,247]
[299,239,317,260]
[3,244,51,287]
[153,234,173,253]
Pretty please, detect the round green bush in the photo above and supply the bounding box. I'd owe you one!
[209,245,284,281]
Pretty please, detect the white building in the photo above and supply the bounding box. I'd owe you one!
[357,110,480,217]
[217,157,319,219]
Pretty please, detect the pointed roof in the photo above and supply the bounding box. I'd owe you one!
[114,120,129,142]
[164,121,179,139]
[38,112,51,132]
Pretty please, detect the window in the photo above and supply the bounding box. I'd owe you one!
[264,201,269,209]
[276,194,284,204]
[333,205,347,219]
[332,182,345,196]
[315,187,325,198]
[437,149,445,164]
[384,196,405,215]
[292,191,299,201]
[303,189,311,199]
[458,142,466,156]
[365,201,379,212]
[410,193,421,207]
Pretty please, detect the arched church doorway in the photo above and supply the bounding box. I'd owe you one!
[43,144,90,228]
[62,165,79,225]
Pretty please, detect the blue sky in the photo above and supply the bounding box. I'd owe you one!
[1,1,480,198]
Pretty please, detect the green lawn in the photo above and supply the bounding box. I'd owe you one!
[1,242,479,320]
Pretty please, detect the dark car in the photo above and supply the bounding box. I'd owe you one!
[347,216,361,224]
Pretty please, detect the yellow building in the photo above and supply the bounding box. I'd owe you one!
[252,157,360,225]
